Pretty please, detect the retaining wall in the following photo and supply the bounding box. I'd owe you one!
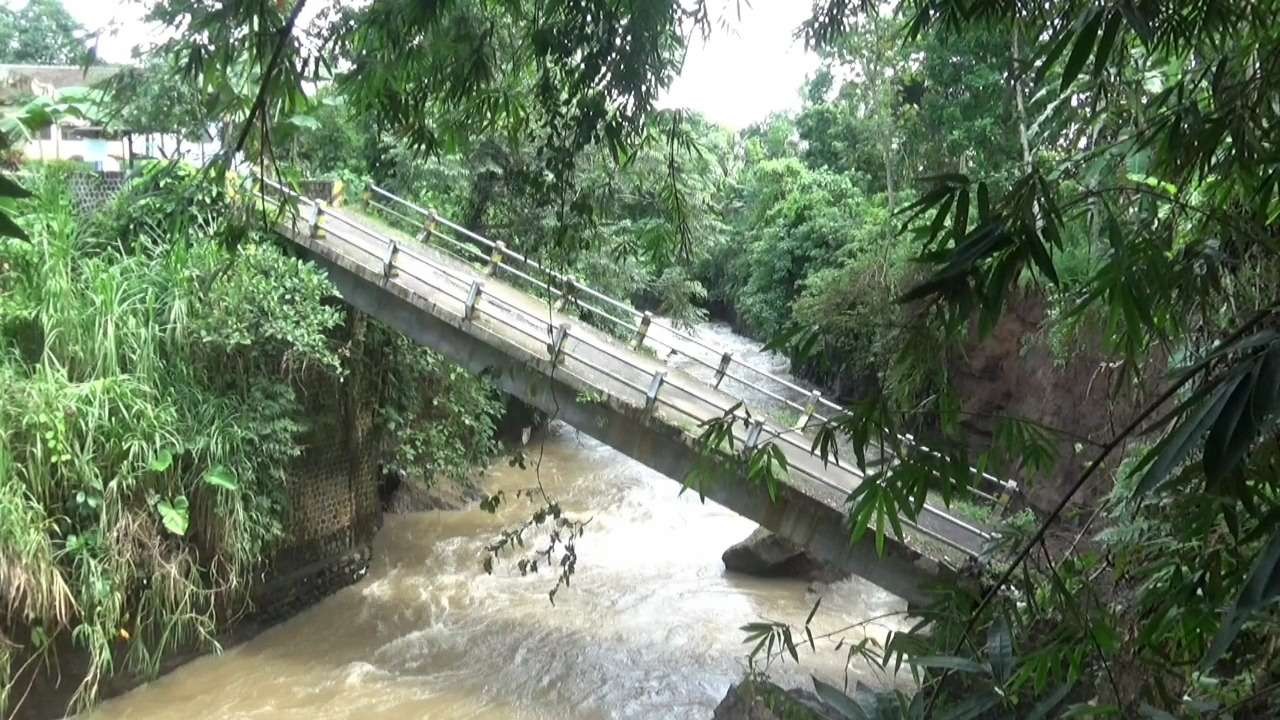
[9,314,384,720]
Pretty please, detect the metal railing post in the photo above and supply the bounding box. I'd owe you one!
[713,352,733,388]
[463,280,483,322]
[261,181,1021,555]
[556,276,577,311]
[306,202,322,237]
[486,240,506,276]
[381,241,399,283]
[743,419,765,456]
[549,323,571,363]
[632,311,652,349]
[794,390,821,431]
[644,371,666,414]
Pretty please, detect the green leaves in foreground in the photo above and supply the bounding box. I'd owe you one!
[154,496,189,536]
[1128,329,1280,666]
[202,465,238,492]
[746,443,789,503]
[1202,526,1280,670]
[895,171,1065,335]
[148,449,174,473]
[1133,331,1280,498]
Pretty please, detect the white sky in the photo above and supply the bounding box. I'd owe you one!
[43,0,818,131]
[660,2,819,129]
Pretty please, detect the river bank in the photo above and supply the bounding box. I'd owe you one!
[62,321,903,719]
[87,430,902,718]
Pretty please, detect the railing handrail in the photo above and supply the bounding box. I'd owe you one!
[363,181,1018,497]
[258,176,994,559]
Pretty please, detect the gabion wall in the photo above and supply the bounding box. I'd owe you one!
[65,171,383,609]
[67,171,127,216]
[254,315,383,612]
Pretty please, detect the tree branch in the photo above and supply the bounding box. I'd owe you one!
[226,0,309,163]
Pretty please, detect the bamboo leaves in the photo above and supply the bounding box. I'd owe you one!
[895,171,1063,333]
[1201,527,1280,670]
[747,443,789,503]
[1133,336,1280,498]
[1059,8,1105,93]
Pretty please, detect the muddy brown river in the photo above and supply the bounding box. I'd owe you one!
[90,323,904,719]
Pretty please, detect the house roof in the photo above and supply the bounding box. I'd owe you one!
[0,63,124,106]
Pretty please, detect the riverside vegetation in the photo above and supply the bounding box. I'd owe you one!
[0,162,501,714]
[3,0,1280,717]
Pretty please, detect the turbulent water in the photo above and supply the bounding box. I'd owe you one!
[91,322,904,720]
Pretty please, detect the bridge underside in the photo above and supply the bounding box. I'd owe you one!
[286,232,958,606]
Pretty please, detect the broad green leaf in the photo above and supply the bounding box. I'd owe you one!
[148,449,174,473]
[1202,359,1261,484]
[287,113,321,130]
[805,596,822,626]
[1025,681,1075,720]
[1137,704,1177,720]
[952,188,969,243]
[203,465,238,491]
[1061,10,1105,93]
[157,496,189,536]
[1134,369,1246,497]
[936,692,1000,720]
[909,654,988,674]
[812,677,870,720]
[1201,525,1280,669]
[1060,703,1121,718]
[1034,24,1076,87]
[1091,12,1123,79]
[0,212,29,242]
[986,614,1014,683]
[0,174,31,199]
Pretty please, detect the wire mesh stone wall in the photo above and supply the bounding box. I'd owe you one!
[67,171,127,216]
[252,313,383,616]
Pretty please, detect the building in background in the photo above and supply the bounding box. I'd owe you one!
[0,63,222,171]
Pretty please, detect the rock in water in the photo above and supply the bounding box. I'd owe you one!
[722,527,827,579]
[712,680,836,719]
[384,475,482,513]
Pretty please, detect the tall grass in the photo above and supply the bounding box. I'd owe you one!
[0,165,346,715]
[0,163,505,716]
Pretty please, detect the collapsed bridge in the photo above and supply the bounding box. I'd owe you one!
[259,176,1015,605]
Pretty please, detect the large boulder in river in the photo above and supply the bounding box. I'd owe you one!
[722,528,841,580]
[383,473,482,512]
[713,679,836,719]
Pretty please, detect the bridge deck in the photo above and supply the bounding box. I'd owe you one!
[260,178,1002,598]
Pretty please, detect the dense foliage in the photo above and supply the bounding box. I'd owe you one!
[258,1,1280,712]
[729,2,1280,718]
[4,0,1280,716]
[0,0,87,66]
[0,163,500,715]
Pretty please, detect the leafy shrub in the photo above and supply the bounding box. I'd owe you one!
[369,322,502,485]
[0,166,346,713]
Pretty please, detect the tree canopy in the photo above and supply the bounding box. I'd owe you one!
[0,0,87,65]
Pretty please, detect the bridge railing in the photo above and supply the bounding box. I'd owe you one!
[258,177,995,559]
[360,184,1018,503]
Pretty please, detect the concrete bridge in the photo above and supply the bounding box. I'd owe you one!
[258,177,1013,605]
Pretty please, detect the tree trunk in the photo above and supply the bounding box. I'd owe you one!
[1012,22,1034,170]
